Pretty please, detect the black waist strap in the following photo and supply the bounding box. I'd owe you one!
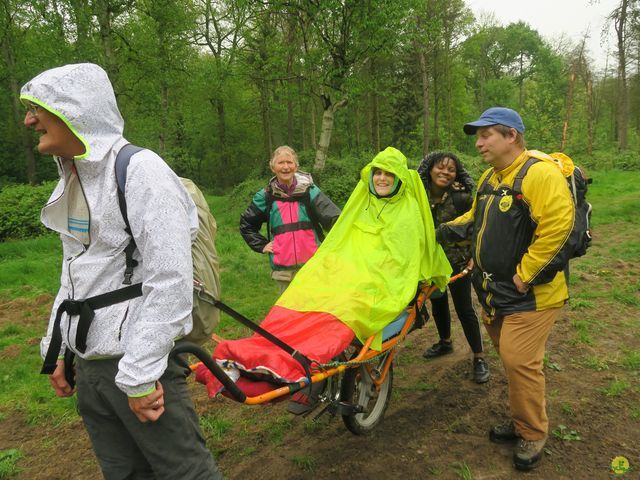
[41,283,143,375]
[271,221,315,236]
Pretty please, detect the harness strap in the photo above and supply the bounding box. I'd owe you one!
[265,189,325,243]
[115,144,145,285]
[41,283,143,375]
[271,221,315,236]
[212,299,315,388]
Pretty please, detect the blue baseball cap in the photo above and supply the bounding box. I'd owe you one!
[463,107,525,135]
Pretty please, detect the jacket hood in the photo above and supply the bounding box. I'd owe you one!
[268,171,314,197]
[360,147,410,197]
[20,63,124,162]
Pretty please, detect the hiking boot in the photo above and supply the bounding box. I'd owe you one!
[473,357,491,384]
[287,380,326,415]
[422,339,453,359]
[489,421,520,444]
[513,437,546,471]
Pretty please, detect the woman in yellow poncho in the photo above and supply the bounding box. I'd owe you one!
[197,147,452,399]
[278,146,452,348]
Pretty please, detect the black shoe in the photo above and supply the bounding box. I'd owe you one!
[422,340,453,359]
[513,437,546,470]
[473,358,490,384]
[489,421,520,444]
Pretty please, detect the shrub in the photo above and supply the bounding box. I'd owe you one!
[0,182,57,241]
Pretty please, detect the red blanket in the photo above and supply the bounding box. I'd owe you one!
[195,306,355,398]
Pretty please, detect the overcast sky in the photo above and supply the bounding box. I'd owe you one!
[465,0,619,72]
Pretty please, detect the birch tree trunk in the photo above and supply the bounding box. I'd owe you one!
[313,95,347,171]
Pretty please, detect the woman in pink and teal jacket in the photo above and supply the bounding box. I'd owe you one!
[240,146,341,292]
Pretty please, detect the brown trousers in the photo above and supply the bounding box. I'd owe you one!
[483,307,561,441]
[271,269,298,294]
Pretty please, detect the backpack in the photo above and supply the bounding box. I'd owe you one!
[511,151,593,260]
[115,144,221,345]
[263,188,326,243]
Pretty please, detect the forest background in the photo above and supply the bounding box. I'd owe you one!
[1,0,640,238]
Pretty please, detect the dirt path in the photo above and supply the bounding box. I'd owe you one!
[2,224,639,479]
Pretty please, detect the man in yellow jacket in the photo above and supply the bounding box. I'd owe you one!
[437,107,575,471]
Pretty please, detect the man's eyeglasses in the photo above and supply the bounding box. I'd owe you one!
[26,102,41,117]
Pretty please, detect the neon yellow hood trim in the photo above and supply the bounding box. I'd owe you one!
[276,147,452,349]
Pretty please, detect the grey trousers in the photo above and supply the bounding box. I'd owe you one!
[76,351,223,480]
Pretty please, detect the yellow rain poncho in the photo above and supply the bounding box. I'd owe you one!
[277,147,452,349]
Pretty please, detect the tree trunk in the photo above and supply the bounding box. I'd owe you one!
[432,46,440,149]
[614,0,629,150]
[69,0,91,59]
[354,104,361,150]
[215,97,226,149]
[94,0,117,82]
[159,81,168,154]
[259,81,273,160]
[369,58,380,152]
[313,95,347,171]
[418,50,430,157]
[586,76,594,155]
[310,96,317,150]
[287,59,294,146]
[561,65,577,150]
[1,33,36,184]
[298,78,308,151]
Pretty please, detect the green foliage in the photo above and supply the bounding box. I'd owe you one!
[314,153,370,208]
[552,424,581,441]
[0,182,56,241]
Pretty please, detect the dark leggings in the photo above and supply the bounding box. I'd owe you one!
[430,273,484,354]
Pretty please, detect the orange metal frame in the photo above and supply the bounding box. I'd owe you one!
[193,271,468,405]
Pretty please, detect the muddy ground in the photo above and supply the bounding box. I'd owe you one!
[1,225,639,479]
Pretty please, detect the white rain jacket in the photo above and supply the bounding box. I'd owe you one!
[21,63,198,396]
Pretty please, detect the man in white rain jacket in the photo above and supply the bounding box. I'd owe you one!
[21,63,222,479]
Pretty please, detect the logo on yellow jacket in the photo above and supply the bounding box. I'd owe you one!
[498,194,513,212]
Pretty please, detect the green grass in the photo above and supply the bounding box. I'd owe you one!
[200,413,234,442]
[600,379,630,397]
[587,170,640,227]
[291,454,317,473]
[453,461,473,480]
[0,168,638,475]
[0,449,23,479]
[0,235,61,298]
[620,350,640,370]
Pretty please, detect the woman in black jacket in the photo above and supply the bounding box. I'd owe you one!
[418,152,490,384]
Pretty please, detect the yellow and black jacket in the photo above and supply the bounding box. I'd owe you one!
[438,150,575,316]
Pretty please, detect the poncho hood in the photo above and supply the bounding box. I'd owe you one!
[277,147,452,349]
[20,63,124,163]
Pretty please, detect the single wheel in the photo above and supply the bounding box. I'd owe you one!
[340,363,393,435]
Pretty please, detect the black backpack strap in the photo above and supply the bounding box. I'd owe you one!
[301,189,325,242]
[115,144,145,284]
[264,188,325,242]
[41,283,143,374]
[476,170,495,195]
[511,157,539,194]
[264,189,274,242]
